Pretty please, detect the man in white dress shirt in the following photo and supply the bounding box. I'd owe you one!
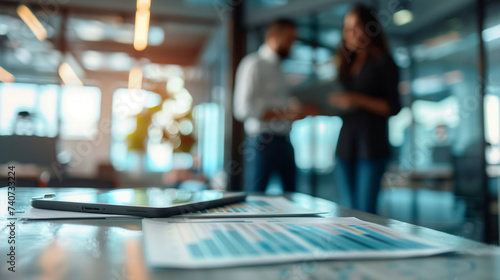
[234,19,315,193]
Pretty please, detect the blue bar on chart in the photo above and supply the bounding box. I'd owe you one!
[192,199,283,214]
[177,220,434,260]
[143,217,453,268]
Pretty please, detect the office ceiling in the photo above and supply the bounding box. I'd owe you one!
[0,0,486,85]
[0,0,219,20]
[0,0,222,84]
[244,0,477,37]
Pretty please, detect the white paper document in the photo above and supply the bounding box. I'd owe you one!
[178,196,326,218]
[18,208,140,220]
[143,217,455,268]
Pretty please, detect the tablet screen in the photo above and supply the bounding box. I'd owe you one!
[46,188,231,207]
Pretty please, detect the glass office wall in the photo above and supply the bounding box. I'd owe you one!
[245,9,344,198]
[383,5,484,241]
[485,0,500,244]
[192,24,229,182]
[243,0,498,242]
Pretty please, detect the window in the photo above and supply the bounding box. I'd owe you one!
[0,83,101,139]
[110,88,165,171]
[193,103,224,177]
[484,1,500,165]
[60,86,101,139]
[290,116,343,173]
[0,83,37,135]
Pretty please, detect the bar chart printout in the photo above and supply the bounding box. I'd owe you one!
[179,196,327,217]
[143,218,454,268]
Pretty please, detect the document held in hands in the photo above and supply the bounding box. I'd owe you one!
[143,217,454,269]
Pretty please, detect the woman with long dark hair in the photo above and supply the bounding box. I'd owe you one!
[329,4,401,214]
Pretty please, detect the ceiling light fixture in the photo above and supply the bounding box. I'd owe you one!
[134,0,151,51]
[17,5,47,41]
[393,9,413,26]
[59,63,83,86]
[393,0,413,26]
[0,66,15,83]
[129,67,143,89]
[483,24,500,42]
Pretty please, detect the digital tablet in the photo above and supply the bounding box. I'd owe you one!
[291,79,346,115]
[31,188,247,218]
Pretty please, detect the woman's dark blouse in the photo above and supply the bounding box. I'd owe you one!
[336,55,401,160]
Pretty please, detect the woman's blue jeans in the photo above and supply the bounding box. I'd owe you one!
[335,157,389,214]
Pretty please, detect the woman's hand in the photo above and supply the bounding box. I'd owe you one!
[329,91,392,116]
[262,104,320,121]
[328,92,358,110]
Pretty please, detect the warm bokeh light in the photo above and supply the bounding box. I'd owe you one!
[17,5,47,41]
[162,88,193,118]
[134,10,150,51]
[166,76,185,94]
[137,0,151,10]
[0,67,15,83]
[179,119,193,135]
[128,67,143,89]
[58,63,83,86]
[134,0,151,51]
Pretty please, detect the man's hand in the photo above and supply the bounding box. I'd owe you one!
[296,104,320,119]
[262,109,297,121]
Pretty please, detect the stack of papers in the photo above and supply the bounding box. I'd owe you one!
[16,193,455,268]
[180,196,326,218]
[19,208,140,220]
[143,217,454,268]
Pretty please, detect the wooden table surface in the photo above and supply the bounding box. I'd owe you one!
[1,187,499,280]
